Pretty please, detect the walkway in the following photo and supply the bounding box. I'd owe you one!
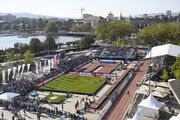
[91,68,131,109]
[103,60,150,120]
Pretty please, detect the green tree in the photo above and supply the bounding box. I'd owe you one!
[80,35,95,48]
[29,38,42,54]
[45,36,57,52]
[13,42,29,56]
[70,23,91,32]
[4,53,13,62]
[23,50,34,64]
[170,57,180,80]
[136,22,180,46]
[45,20,58,34]
[160,70,169,80]
[96,20,135,42]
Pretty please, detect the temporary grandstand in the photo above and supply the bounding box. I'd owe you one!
[94,46,138,60]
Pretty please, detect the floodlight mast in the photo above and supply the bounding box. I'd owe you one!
[148,49,152,95]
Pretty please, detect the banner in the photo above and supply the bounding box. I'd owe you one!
[54,55,57,67]
[36,71,65,87]
[27,64,31,72]
[18,65,21,75]
[51,59,54,68]
[35,62,39,74]
[12,67,17,79]
[68,72,116,77]
[39,62,43,73]
[57,56,60,65]
[44,60,47,67]
[48,60,51,71]
[21,64,25,74]
[2,70,6,83]
[7,68,11,81]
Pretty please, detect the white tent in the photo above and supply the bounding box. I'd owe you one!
[152,91,168,98]
[127,112,142,120]
[0,92,20,100]
[145,44,180,59]
[136,89,149,95]
[153,87,170,94]
[169,113,180,120]
[157,82,169,88]
[138,94,164,119]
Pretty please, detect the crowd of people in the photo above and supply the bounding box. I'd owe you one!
[1,96,87,120]
[94,46,138,59]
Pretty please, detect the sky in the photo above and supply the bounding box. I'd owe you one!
[0,0,179,18]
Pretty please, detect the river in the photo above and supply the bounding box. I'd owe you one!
[0,35,82,50]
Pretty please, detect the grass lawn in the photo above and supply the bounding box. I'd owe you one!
[39,74,106,95]
[42,94,66,104]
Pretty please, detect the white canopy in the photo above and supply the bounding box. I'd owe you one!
[0,92,20,100]
[127,112,142,120]
[138,94,164,118]
[157,82,169,88]
[152,91,168,98]
[144,81,157,87]
[153,87,170,93]
[169,113,180,120]
[145,44,180,59]
[136,89,149,95]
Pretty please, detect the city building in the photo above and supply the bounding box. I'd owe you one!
[0,14,16,22]
[83,13,93,19]
[106,11,114,20]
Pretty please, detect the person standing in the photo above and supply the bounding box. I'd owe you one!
[1,112,4,119]
[61,103,64,111]
[12,115,15,120]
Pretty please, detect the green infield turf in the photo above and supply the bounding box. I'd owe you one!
[42,94,66,104]
[39,74,107,95]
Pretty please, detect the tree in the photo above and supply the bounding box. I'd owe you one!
[70,23,91,32]
[112,39,125,47]
[29,38,42,54]
[4,53,13,62]
[96,20,135,42]
[45,36,57,52]
[45,20,58,34]
[170,57,180,80]
[23,50,34,64]
[136,22,180,46]
[160,70,169,81]
[80,35,95,48]
[13,42,29,56]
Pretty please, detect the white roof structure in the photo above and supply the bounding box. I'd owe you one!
[127,112,142,120]
[153,87,170,93]
[145,44,180,59]
[0,92,20,100]
[138,94,165,118]
[136,89,149,95]
[138,94,164,110]
[169,113,180,120]
[152,91,168,98]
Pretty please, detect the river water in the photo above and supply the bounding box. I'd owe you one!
[0,35,81,50]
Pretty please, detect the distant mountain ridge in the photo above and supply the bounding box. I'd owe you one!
[0,12,57,18]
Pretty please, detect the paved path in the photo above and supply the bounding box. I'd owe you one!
[91,68,131,109]
[103,60,149,120]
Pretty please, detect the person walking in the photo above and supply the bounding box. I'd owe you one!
[23,109,26,116]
